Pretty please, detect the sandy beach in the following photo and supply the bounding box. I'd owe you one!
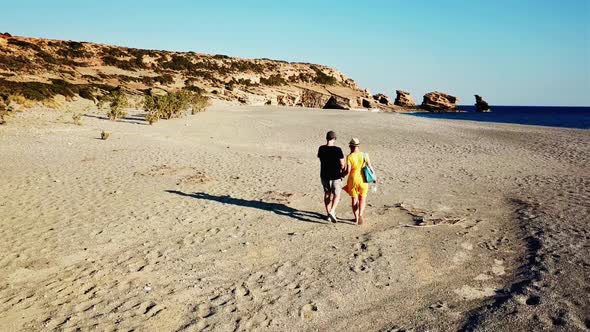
[0,103,588,331]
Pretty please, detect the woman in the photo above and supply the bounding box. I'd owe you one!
[343,138,375,225]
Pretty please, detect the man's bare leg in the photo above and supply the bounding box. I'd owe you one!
[324,192,332,218]
[329,192,341,222]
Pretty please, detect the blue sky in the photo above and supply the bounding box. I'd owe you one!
[2,0,589,106]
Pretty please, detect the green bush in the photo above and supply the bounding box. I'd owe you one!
[142,74,175,86]
[184,85,205,94]
[0,55,32,71]
[144,89,208,123]
[72,113,82,125]
[8,38,43,52]
[311,66,337,85]
[101,47,128,58]
[57,47,89,59]
[36,51,59,65]
[229,60,266,73]
[102,90,128,120]
[102,56,135,70]
[163,55,195,71]
[0,95,8,125]
[78,87,95,101]
[0,79,113,103]
[260,74,286,86]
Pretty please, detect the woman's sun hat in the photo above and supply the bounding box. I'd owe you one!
[349,137,360,146]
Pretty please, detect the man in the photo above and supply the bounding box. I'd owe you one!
[317,131,345,222]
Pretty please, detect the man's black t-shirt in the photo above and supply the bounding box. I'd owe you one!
[317,145,344,180]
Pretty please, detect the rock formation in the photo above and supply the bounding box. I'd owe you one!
[300,89,330,108]
[394,90,416,107]
[474,95,491,112]
[421,91,459,112]
[323,95,351,110]
[373,93,393,105]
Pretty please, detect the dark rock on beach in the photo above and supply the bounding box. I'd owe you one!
[475,94,491,112]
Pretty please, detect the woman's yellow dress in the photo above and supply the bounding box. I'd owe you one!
[344,152,369,197]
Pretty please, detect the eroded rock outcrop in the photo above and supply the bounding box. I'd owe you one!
[421,91,459,112]
[373,93,392,105]
[277,94,299,106]
[475,95,491,112]
[323,95,351,110]
[300,89,331,108]
[394,90,416,107]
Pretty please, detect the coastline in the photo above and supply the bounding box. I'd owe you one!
[0,104,588,331]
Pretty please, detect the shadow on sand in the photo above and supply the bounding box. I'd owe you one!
[83,113,148,125]
[166,190,327,224]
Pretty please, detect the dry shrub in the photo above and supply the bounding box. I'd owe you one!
[145,111,160,125]
[8,94,35,109]
[42,97,63,109]
[144,89,208,124]
[0,95,9,125]
[72,113,82,125]
[100,131,110,140]
[101,89,128,121]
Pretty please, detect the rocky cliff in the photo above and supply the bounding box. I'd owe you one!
[0,34,400,111]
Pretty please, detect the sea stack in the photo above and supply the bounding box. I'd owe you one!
[394,90,416,107]
[474,95,491,112]
[421,91,459,112]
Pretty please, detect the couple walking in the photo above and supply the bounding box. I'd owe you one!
[317,131,376,225]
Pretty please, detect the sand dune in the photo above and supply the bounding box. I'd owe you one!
[0,103,588,331]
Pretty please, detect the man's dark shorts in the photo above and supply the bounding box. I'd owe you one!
[321,178,342,195]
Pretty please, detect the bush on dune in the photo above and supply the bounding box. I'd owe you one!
[0,95,9,125]
[143,89,208,124]
[72,113,82,126]
[99,89,129,121]
[311,66,337,85]
[259,74,286,86]
[0,79,116,106]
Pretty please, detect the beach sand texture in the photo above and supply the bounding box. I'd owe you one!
[0,103,588,331]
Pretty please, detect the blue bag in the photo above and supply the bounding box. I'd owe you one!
[362,153,376,183]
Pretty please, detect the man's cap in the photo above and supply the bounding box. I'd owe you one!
[349,137,360,146]
[326,131,337,140]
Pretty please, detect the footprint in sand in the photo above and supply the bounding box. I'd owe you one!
[474,273,493,281]
[454,285,497,301]
[452,251,470,264]
[461,242,473,251]
[300,303,318,320]
[491,259,505,276]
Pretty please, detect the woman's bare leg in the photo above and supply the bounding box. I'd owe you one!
[351,196,359,224]
[358,195,367,225]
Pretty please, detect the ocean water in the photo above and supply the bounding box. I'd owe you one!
[405,106,590,129]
